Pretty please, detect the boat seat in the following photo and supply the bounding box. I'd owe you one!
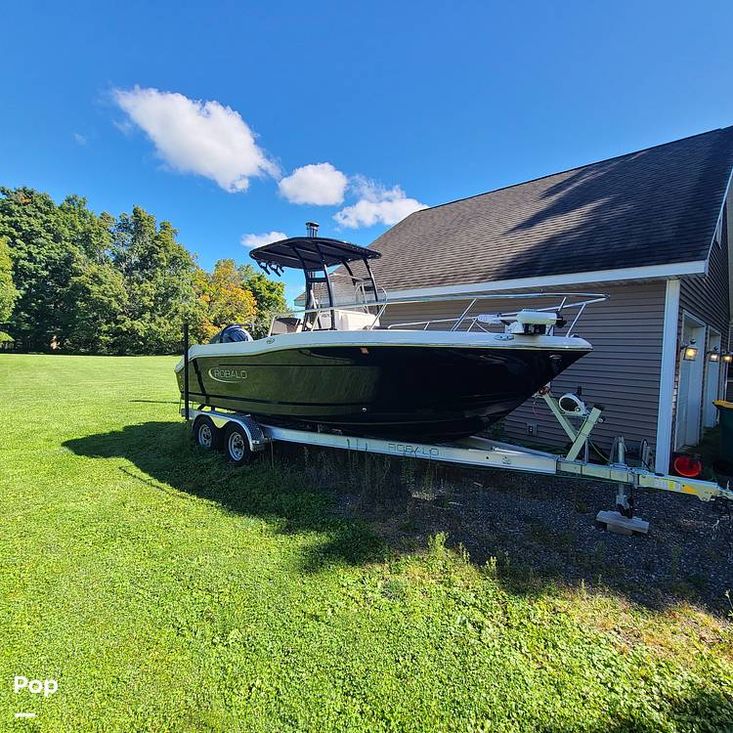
[333,309,378,331]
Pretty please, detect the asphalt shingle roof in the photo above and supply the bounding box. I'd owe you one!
[368,127,733,291]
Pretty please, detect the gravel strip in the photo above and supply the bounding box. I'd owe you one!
[295,445,733,615]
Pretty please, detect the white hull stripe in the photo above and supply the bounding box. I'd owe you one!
[177,330,591,369]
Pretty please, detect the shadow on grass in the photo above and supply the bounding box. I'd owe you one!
[581,686,733,733]
[64,421,390,573]
[64,420,733,613]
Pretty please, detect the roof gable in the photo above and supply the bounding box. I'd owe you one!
[369,127,733,291]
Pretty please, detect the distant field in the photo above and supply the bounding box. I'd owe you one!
[1,354,732,732]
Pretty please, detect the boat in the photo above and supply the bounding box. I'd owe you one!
[175,225,603,441]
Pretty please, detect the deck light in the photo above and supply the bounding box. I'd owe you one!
[682,341,698,361]
[723,352,733,364]
[707,347,721,362]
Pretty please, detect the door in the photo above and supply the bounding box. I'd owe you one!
[703,329,722,428]
[675,313,706,448]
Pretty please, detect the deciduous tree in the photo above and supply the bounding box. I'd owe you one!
[0,187,284,353]
[0,236,17,327]
[238,263,287,337]
[194,259,257,341]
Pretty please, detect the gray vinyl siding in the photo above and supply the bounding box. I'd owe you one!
[679,209,730,344]
[381,281,666,452]
[673,207,731,445]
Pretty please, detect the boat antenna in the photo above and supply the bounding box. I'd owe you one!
[305,221,319,238]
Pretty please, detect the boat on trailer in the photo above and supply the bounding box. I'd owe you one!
[176,224,733,531]
[175,225,603,441]
[176,223,605,442]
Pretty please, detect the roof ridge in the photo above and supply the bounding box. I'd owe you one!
[420,125,733,213]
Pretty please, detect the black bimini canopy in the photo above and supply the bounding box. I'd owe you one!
[250,236,381,275]
[250,231,382,329]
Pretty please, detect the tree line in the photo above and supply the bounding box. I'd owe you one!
[0,187,286,353]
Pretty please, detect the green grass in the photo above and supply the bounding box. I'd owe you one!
[1,354,732,732]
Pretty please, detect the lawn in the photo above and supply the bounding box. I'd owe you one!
[1,354,732,732]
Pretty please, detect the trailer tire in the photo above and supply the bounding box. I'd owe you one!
[224,423,253,466]
[192,416,222,451]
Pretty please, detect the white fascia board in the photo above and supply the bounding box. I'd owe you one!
[712,164,733,249]
[386,260,708,299]
[726,182,733,322]
[655,278,681,474]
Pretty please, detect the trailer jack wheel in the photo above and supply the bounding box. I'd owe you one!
[192,415,222,451]
[224,423,253,466]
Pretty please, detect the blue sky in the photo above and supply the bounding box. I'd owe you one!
[3,1,733,303]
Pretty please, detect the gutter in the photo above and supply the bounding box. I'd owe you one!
[384,260,708,300]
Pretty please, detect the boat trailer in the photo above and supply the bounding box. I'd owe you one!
[181,390,733,536]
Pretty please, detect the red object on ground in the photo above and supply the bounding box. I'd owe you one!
[672,454,703,478]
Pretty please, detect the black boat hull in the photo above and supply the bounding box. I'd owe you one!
[177,344,588,441]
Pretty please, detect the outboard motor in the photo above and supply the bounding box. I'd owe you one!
[209,324,254,344]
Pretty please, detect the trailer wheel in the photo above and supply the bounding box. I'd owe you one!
[192,415,222,451]
[224,423,253,466]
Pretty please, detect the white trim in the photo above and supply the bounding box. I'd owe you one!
[655,279,681,473]
[713,219,723,249]
[711,165,733,255]
[727,186,733,321]
[386,260,708,300]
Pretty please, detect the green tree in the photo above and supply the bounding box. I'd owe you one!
[58,194,113,263]
[194,259,257,341]
[0,236,17,326]
[0,187,119,351]
[112,207,198,353]
[238,263,287,337]
[64,257,127,353]
[0,186,286,353]
[0,188,73,349]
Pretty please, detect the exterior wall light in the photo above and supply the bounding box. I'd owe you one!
[682,341,698,361]
[723,352,733,364]
[707,348,721,362]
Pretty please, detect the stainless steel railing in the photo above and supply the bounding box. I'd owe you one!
[268,291,608,336]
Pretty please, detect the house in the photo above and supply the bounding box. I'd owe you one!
[368,127,733,473]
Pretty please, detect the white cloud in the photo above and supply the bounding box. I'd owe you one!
[73,132,87,146]
[113,86,278,192]
[278,162,348,205]
[334,178,427,228]
[241,231,288,248]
